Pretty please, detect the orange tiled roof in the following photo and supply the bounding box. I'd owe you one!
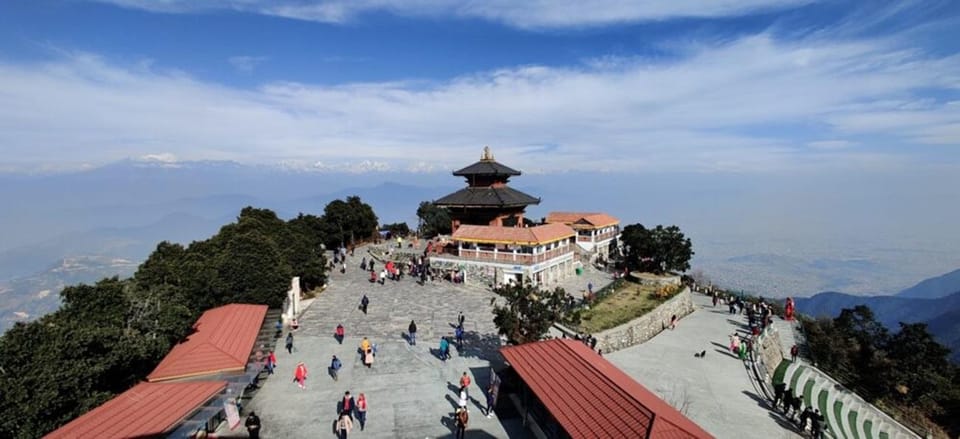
[45,381,227,439]
[546,211,619,229]
[147,304,268,382]
[501,339,713,439]
[451,223,575,245]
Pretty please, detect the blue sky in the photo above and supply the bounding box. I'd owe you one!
[0,0,958,173]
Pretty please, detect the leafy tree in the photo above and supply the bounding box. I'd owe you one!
[491,283,571,344]
[416,201,451,237]
[322,196,378,248]
[620,224,694,274]
[216,229,292,307]
[382,222,411,237]
[135,241,187,290]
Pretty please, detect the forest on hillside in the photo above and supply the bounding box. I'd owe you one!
[0,198,378,439]
[802,307,960,438]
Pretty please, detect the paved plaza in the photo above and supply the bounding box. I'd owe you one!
[238,249,524,438]
[231,246,799,439]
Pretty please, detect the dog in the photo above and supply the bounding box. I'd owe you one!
[693,350,706,358]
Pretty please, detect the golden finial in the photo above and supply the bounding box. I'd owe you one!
[481,146,494,161]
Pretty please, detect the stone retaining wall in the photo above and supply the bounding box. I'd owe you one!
[594,287,695,353]
[758,328,784,382]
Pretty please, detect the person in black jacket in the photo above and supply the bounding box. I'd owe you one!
[245,411,261,439]
[408,320,417,345]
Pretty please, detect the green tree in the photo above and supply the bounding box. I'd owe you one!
[216,229,292,307]
[321,196,378,248]
[382,222,411,237]
[620,224,694,274]
[491,283,571,344]
[416,201,451,237]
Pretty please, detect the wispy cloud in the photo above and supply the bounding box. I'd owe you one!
[0,33,958,173]
[228,55,267,72]
[92,0,813,28]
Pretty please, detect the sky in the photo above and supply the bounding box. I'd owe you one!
[0,0,958,174]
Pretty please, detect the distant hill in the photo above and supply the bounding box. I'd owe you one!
[0,256,138,332]
[895,268,960,299]
[795,268,960,363]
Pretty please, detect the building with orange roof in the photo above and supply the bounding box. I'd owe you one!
[432,222,578,286]
[499,338,714,439]
[430,148,578,286]
[545,211,621,263]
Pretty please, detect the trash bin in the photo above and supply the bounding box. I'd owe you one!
[575,267,583,276]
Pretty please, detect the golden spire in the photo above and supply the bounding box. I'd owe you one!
[481,146,494,161]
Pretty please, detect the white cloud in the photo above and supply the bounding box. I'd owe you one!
[228,55,267,72]
[139,152,179,163]
[93,0,813,28]
[0,34,958,173]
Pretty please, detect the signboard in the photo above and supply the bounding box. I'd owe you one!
[224,398,241,429]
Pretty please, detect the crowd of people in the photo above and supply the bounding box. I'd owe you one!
[243,241,500,438]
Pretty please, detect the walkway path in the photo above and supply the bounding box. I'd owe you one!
[239,248,523,438]
[606,292,803,439]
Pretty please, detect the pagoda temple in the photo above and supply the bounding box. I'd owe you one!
[434,146,540,232]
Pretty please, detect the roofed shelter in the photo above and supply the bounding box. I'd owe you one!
[148,303,269,382]
[434,147,540,232]
[44,381,227,439]
[499,339,713,439]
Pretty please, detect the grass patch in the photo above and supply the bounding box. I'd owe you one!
[576,283,662,333]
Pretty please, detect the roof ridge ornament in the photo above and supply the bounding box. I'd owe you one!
[481,146,494,161]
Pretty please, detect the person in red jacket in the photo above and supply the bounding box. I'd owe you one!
[294,361,308,389]
[335,324,345,344]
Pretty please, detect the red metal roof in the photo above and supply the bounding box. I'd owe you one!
[148,303,268,382]
[451,223,575,245]
[501,339,714,439]
[45,381,227,439]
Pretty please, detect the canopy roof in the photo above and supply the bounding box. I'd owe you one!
[501,339,714,439]
[45,381,227,439]
[148,303,268,382]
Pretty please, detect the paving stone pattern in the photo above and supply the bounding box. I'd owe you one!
[238,249,521,438]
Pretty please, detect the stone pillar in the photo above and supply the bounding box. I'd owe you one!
[283,276,301,321]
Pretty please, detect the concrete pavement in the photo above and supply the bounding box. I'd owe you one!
[606,292,803,439]
[237,249,523,438]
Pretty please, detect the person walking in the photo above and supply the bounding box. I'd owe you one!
[265,350,277,375]
[294,361,308,389]
[360,295,370,314]
[245,411,261,439]
[330,355,342,381]
[335,324,345,344]
[336,410,353,439]
[455,324,464,349]
[439,337,450,362]
[408,320,418,346]
[285,332,294,354]
[459,372,471,398]
[790,344,799,362]
[455,407,469,439]
[458,386,469,409]
[457,311,465,328]
[341,391,356,421]
[485,384,496,418]
[356,393,368,431]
